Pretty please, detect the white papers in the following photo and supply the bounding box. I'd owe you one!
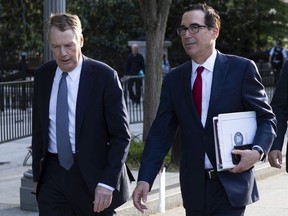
[213,111,257,171]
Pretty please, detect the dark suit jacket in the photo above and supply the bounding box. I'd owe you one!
[32,55,133,210]
[270,60,288,172]
[138,51,276,211]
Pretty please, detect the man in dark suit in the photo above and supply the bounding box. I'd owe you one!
[268,59,288,173]
[32,13,133,216]
[132,3,276,216]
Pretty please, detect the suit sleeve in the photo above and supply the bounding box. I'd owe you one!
[137,75,178,187]
[31,70,43,182]
[270,60,288,151]
[242,60,277,155]
[101,69,131,189]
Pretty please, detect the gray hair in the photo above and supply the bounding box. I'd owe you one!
[46,13,83,42]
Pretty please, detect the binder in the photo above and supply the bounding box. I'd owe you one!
[213,111,257,171]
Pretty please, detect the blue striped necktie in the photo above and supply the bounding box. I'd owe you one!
[56,72,74,170]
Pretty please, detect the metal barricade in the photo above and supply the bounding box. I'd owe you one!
[121,75,144,123]
[0,80,33,143]
[0,69,277,144]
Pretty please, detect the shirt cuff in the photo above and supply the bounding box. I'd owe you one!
[252,145,264,153]
[252,145,265,161]
[97,183,115,191]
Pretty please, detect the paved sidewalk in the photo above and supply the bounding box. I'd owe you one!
[0,123,287,216]
[151,172,288,216]
[0,136,37,216]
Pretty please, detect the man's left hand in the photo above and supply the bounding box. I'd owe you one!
[229,149,260,173]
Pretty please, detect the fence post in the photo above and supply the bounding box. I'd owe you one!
[158,165,166,213]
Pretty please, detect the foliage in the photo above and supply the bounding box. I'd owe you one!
[215,0,288,61]
[126,137,144,170]
[67,0,144,76]
[0,0,288,72]
[0,0,43,52]
[166,0,288,68]
[126,136,178,172]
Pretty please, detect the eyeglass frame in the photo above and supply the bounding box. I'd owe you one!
[176,24,208,36]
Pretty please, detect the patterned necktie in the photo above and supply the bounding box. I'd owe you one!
[56,72,74,170]
[192,66,204,117]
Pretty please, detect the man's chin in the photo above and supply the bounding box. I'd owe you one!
[184,49,196,58]
[59,64,74,72]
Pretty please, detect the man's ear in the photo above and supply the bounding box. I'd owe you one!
[80,35,84,48]
[212,27,219,40]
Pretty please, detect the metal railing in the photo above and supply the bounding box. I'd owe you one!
[0,76,146,144]
[0,80,33,143]
[121,75,145,123]
[0,68,277,144]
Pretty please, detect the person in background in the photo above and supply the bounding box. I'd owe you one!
[162,53,170,75]
[32,13,133,216]
[268,59,288,173]
[125,44,145,105]
[269,40,287,84]
[132,3,276,216]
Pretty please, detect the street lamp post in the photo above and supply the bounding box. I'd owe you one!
[43,0,66,63]
[20,0,66,212]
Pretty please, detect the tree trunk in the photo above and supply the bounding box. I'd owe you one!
[139,0,171,141]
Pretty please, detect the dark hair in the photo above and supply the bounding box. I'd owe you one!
[184,3,221,30]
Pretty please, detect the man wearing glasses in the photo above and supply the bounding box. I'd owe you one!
[132,3,276,216]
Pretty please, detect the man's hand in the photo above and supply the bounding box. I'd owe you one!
[132,181,150,213]
[229,149,260,173]
[268,150,282,169]
[93,185,113,213]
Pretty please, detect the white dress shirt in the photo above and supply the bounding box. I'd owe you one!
[191,49,217,169]
[47,56,114,191]
[48,58,82,154]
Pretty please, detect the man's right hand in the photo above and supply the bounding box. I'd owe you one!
[268,150,282,169]
[132,181,150,213]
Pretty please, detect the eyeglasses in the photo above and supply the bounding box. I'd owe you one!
[176,24,207,36]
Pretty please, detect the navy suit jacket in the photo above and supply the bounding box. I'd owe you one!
[138,51,276,211]
[32,55,133,210]
[270,60,288,172]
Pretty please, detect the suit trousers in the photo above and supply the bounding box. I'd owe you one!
[37,153,116,216]
[185,177,245,216]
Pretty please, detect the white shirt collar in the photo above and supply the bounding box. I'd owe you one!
[55,56,83,81]
[191,49,217,73]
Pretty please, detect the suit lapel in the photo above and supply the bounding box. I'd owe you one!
[43,72,55,120]
[75,56,93,145]
[182,62,193,104]
[205,52,229,129]
[40,62,57,151]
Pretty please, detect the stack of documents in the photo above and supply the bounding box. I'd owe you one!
[213,111,257,171]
